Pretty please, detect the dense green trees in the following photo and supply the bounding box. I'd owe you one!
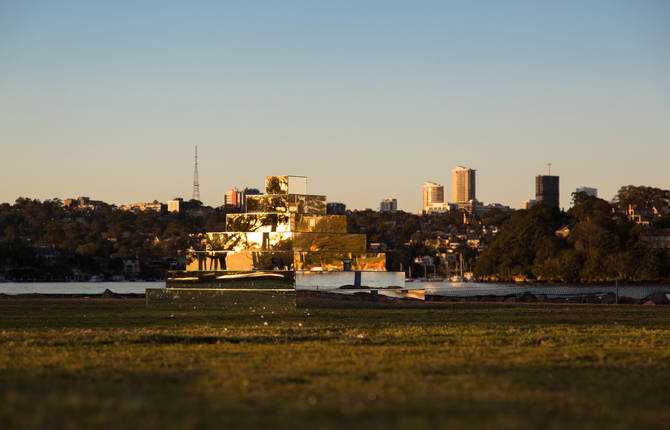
[474,188,670,283]
[4,184,669,282]
[613,185,670,211]
[0,198,229,279]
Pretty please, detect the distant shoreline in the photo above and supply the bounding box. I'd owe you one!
[0,289,145,300]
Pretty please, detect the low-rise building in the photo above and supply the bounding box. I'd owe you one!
[522,199,537,210]
[576,186,598,197]
[119,202,165,213]
[641,229,670,249]
[168,198,184,213]
[327,202,346,215]
[627,204,653,226]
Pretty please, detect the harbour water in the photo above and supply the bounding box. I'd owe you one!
[1,281,669,300]
[424,281,670,300]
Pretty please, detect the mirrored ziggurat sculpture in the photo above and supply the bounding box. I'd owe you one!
[146,175,424,308]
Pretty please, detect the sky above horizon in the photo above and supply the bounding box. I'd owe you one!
[1,1,669,211]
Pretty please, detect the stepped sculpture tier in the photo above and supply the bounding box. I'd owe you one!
[146,175,424,308]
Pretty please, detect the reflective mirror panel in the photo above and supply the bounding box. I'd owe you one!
[295,289,424,308]
[166,269,294,289]
[226,213,291,232]
[288,176,307,194]
[293,215,346,232]
[295,271,404,290]
[293,252,386,271]
[292,233,365,252]
[225,214,346,233]
[187,250,295,271]
[206,232,293,252]
[204,232,364,252]
[288,194,326,215]
[265,176,289,194]
[246,195,289,213]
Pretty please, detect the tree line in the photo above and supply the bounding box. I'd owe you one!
[474,186,670,282]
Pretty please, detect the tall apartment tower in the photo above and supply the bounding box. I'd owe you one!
[536,175,560,208]
[422,181,445,212]
[380,198,398,213]
[451,166,476,203]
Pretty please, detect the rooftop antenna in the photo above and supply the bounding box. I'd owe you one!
[192,145,200,201]
[546,162,552,176]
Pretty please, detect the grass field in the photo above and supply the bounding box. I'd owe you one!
[1,299,670,429]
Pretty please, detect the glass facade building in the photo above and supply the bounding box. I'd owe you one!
[536,175,560,208]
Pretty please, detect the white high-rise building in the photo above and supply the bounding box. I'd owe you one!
[452,166,476,203]
[422,181,445,213]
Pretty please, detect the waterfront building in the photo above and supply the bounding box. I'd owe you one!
[423,181,445,214]
[380,198,397,213]
[535,175,560,208]
[451,166,476,203]
[576,186,598,198]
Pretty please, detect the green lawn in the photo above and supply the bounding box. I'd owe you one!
[1,299,669,429]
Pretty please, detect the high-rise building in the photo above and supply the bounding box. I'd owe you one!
[451,166,476,203]
[536,175,560,208]
[422,181,445,213]
[576,186,597,198]
[380,198,397,213]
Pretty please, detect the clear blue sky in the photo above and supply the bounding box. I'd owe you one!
[1,0,669,211]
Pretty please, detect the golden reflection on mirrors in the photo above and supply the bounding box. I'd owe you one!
[265,176,289,194]
[187,250,295,271]
[293,215,346,232]
[292,233,365,252]
[293,252,386,271]
[246,195,289,213]
[206,232,293,252]
[288,194,326,215]
[226,213,291,232]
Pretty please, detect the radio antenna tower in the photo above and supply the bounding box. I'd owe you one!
[546,162,552,175]
[192,145,200,201]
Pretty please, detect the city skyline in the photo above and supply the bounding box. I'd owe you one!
[1,1,669,212]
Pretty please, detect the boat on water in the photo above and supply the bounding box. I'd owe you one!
[449,253,467,282]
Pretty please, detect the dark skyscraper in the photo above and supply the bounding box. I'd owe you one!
[535,175,559,208]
